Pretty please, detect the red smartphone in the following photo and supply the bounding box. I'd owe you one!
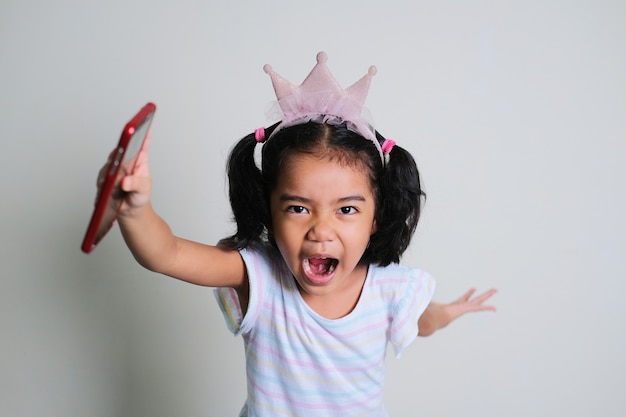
[81,102,157,253]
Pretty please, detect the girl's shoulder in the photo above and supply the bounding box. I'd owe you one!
[240,241,285,270]
[368,262,433,282]
[366,263,436,302]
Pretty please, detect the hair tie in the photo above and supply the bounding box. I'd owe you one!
[381,139,396,155]
[255,127,266,143]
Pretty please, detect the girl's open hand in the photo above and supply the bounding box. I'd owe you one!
[418,288,497,336]
[443,287,497,321]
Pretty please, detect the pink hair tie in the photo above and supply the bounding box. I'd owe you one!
[255,127,266,143]
[381,139,396,155]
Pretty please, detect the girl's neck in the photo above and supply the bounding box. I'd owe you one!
[297,264,368,320]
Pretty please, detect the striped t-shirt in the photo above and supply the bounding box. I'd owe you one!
[214,244,435,416]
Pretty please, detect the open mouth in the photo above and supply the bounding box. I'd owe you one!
[303,257,338,285]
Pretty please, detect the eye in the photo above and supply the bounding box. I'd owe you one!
[338,206,358,215]
[287,205,309,214]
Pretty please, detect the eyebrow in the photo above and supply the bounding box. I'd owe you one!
[278,194,367,204]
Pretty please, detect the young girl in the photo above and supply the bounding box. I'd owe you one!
[113,52,496,416]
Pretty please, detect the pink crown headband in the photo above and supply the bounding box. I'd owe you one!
[261,52,395,163]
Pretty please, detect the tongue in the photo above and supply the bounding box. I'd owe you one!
[308,258,333,275]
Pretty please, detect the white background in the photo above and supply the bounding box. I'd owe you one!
[1,1,625,416]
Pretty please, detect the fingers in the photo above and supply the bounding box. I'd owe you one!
[94,131,154,213]
[142,128,152,152]
[471,288,497,304]
[118,172,152,212]
[450,288,498,315]
[99,129,152,186]
[97,163,108,187]
[96,149,117,187]
[467,288,497,312]
[457,288,497,304]
[121,173,150,194]
[133,148,151,177]
[455,288,476,304]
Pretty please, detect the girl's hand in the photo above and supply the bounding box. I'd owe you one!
[441,287,497,322]
[96,130,153,216]
[418,288,497,337]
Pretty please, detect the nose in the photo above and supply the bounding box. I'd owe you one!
[306,214,336,242]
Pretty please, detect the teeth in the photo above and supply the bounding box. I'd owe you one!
[304,257,337,276]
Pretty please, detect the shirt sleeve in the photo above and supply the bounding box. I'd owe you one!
[389,268,436,358]
[213,245,268,336]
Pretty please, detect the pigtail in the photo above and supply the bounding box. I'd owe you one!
[220,123,280,250]
[220,132,268,249]
[368,133,425,266]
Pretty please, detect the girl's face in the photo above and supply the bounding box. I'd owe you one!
[270,152,377,303]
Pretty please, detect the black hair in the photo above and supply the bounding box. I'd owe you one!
[220,121,425,266]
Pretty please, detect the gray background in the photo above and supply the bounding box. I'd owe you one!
[1,0,624,416]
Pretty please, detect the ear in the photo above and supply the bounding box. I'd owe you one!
[371,218,378,235]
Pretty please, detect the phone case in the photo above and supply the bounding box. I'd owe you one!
[81,102,156,253]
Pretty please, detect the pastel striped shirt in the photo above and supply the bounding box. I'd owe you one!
[214,244,435,416]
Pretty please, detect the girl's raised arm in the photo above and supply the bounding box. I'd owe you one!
[112,136,247,290]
